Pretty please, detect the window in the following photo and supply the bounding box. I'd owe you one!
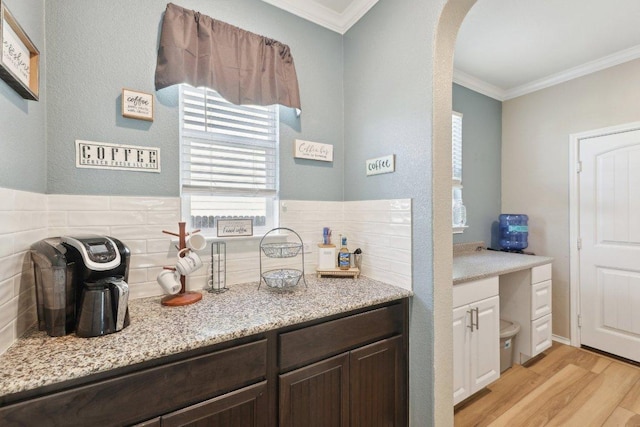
[452,111,467,232]
[179,85,279,235]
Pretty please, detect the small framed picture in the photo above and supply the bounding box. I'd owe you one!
[217,219,254,237]
[122,88,154,121]
[0,1,40,100]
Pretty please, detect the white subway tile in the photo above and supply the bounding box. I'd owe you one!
[126,268,147,284]
[147,211,181,225]
[0,296,19,331]
[0,253,23,282]
[14,191,46,211]
[129,253,173,269]
[120,239,146,254]
[48,211,68,227]
[15,304,37,338]
[110,196,180,211]
[146,238,173,254]
[0,234,14,257]
[0,278,14,306]
[48,195,110,211]
[48,226,112,237]
[110,225,166,240]
[0,212,20,235]
[0,188,15,211]
[0,322,15,355]
[13,228,48,253]
[129,282,163,300]
[68,211,146,227]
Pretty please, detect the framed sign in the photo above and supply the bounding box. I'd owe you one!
[75,140,161,173]
[0,1,39,100]
[217,219,254,237]
[122,88,154,121]
[366,154,395,176]
[294,139,333,162]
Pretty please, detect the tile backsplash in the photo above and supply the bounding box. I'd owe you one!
[0,187,412,354]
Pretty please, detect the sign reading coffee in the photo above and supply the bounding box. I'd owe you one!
[75,140,161,173]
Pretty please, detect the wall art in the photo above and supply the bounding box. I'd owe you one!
[294,139,333,162]
[122,88,154,121]
[75,140,161,173]
[0,1,39,100]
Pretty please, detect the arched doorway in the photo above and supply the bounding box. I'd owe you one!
[432,1,477,425]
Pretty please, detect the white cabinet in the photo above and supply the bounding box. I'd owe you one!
[453,277,500,405]
[499,263,553,364]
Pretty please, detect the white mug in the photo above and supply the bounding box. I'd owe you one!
[176,248,203,276]
[186,232,206,251]
[157,270,181,295]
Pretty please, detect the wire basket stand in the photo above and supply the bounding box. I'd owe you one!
[259,227,307,290]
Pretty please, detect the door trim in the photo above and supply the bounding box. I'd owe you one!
[569,121,640,348]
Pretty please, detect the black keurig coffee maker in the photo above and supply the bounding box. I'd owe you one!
[31,235,131,337]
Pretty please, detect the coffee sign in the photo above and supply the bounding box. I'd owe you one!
[122,89,154,121]
[217,219,254,237]
[75,140,160,173]
[366,154,395,176]
[294,139,333,162]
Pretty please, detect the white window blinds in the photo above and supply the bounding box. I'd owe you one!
[452,111,463,182]
[180,85,279,197]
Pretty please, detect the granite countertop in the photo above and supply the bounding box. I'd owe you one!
[453,245,553,285]
[0,276,411,400]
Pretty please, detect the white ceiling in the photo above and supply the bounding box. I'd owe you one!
[265,0,640,101]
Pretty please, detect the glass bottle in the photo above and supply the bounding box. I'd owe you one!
[338,236,351,270]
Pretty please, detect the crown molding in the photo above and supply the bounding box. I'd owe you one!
[452,69,506,101]
[455,44,640,102]
[262,0,378,34]
[503,44,640,100]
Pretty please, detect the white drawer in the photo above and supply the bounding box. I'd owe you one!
[531,314,552,357]
[531,280,552,320]
[453,276,499,308]
[531,263,552,284]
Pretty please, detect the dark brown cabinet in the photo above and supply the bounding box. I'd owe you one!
[0,299,407,427]
[279,336,404,427]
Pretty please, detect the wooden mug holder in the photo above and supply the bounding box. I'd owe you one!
[161,222,203,306]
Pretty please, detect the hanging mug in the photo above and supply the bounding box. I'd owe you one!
[175,248,203,276]
[186,232,206,251]
[157,270,181,295]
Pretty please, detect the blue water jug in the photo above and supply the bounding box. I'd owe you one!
[499,214,528,250]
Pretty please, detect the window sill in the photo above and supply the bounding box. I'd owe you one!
[171,232,286,247]
[453,225,468,234]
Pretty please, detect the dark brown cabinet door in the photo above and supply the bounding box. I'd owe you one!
[161,382,268,427]
[279,353,350,427]
[350,336,404,427]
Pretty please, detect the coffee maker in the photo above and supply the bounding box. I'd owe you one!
[31,235,131,337]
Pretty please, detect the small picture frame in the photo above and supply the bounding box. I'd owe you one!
[0,0,40,100]
[122,88,154,121]
[217,219,254,237]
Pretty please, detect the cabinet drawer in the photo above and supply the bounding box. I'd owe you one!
[531,314,552,357]
[531,263,552,284]
[279,304,403,371]
[453,276,499,308]
[531,280,552,320]
[0,340,267,427]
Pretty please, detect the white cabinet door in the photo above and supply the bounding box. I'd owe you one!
[531,314,553,356]
[453,305,471,405]
[470,295,500,393]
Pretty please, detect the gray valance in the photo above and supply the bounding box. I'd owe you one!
[155,3,301,110]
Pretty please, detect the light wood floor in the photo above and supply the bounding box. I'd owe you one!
[454,342,640,427]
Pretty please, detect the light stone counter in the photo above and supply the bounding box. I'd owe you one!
[453,248,553,285]
[0,276,411,401]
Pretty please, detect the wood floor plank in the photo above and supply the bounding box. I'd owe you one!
[545,362,640,427]
[620,377,640,414]
[488,364,594,427]
[454,365,545,427]
[528,343,604,377]
[602,407,640,427]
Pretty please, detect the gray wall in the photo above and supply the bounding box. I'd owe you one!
[44,0,344,200]
[344,0,444,423]
[0,0,46,193]
[452,83,502,246]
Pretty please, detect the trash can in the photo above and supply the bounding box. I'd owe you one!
[499,319,521,373]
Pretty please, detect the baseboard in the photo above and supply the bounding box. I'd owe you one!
[552,334,571,346]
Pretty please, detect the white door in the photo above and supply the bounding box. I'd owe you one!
[580,129,640,362]
[452,305,470,405]
[469,295,500,392]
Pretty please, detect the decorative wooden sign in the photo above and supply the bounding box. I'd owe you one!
[75,140,161,173]
[294,139,333,162]
[122,88,154,121]
[0,1,39,100]
[366,154,395,176]
[217,218,254,237]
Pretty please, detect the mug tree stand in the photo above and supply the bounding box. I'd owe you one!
[161,222,203,306]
